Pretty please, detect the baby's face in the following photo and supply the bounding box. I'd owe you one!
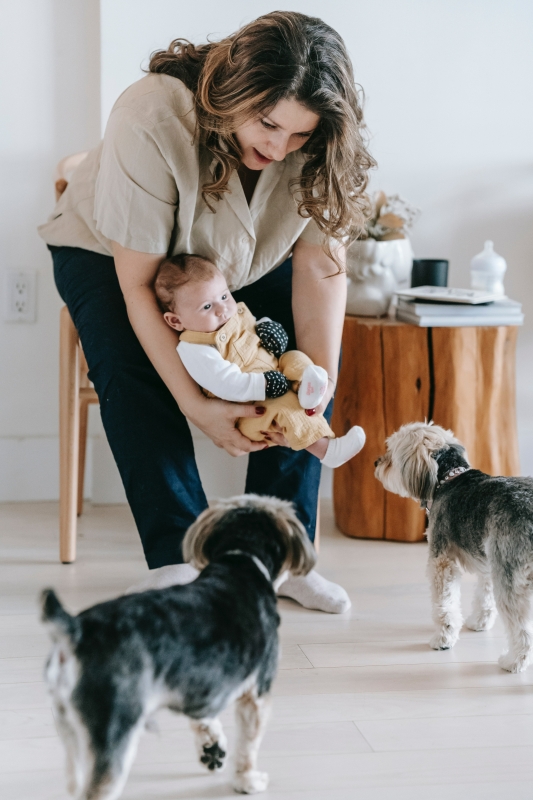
[164,272,238,333]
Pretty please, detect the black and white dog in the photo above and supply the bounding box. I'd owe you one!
[41,494,316,800]
[375,421,533,673]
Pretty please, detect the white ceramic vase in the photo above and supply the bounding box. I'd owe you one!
[346,238,414,317]
[470,240,507,296]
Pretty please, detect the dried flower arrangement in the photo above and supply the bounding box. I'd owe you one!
[361,191,420,241]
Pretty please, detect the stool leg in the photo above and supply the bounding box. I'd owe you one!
[77,399,89,517]
[59,307,79,563]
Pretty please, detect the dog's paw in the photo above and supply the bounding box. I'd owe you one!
[498,651,530,674]
[192,718,227,772]
[200,742,226,771]
[429,629,459,650]
[465,609,497,632]
[233,770,269,794]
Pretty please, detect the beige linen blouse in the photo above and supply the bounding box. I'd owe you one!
[38,73,325,291]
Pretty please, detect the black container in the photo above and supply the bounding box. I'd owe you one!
[411,259,449,287]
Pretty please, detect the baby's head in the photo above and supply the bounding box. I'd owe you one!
[155,254,237,333]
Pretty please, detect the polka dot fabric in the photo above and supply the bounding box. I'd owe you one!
[256,320,289,358]
[263,371,290,399]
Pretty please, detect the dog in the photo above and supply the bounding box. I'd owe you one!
[375,421,533,673]
[41,494,316,800]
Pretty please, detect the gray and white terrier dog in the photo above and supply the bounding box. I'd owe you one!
[375,421,533,673]
[41,494,315,800]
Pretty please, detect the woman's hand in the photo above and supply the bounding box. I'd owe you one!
[112,243,269,457]
[187,396,268,457]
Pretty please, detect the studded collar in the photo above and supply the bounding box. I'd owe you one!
[424,466,471,514]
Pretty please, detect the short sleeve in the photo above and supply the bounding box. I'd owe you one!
[94,106,178,253]
[297,218,347,252]
[297,218,326,246]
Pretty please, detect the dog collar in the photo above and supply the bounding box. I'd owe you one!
[424,466,471,514]
[435,466,471,491]
[224,550,271,583]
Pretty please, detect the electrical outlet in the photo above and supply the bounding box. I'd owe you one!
[3,270,37,322]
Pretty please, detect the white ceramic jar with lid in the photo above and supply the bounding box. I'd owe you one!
[470,240,507,296]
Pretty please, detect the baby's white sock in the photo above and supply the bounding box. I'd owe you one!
[298,365,328,409]
[321,426,366,469]
[125,563,199,594]
[277,569,351,613]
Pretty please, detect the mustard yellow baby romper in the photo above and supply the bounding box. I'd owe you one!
[179,303,334,450]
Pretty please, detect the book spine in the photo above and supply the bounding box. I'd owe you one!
[396,311,524,327]
[398,301,521,317]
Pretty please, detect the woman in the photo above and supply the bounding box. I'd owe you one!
[39,11,374,613]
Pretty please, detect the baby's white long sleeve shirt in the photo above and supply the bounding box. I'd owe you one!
[177,341,266,402]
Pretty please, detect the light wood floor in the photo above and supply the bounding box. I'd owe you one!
[1,501,533,799]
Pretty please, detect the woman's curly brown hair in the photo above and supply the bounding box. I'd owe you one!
[149,11,376,258]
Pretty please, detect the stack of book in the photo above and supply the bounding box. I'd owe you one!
[395,286,524,327]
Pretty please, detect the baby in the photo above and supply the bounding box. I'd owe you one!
[155,254,365,468]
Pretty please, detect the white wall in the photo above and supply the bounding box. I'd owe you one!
[1,0,532,504]
[100,0,533,303]
[100,0,533,486]
[0,0,101,500]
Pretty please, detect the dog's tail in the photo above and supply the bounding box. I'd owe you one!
[40,588,80,644]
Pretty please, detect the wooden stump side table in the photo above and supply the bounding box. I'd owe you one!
[331,317,521,542]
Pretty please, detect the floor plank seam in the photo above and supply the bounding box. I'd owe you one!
[351,720,375,752]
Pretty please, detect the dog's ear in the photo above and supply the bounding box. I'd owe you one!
[400,434,439,502]
[182,504,227,569]
[274,504,317,576]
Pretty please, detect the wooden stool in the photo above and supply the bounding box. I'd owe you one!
[55,152,95,563]
[332,316,521,542]
[59,307,99,562]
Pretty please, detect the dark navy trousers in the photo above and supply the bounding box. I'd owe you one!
[51,246,333,569]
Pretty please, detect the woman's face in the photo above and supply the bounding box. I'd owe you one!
[235,98,320,170]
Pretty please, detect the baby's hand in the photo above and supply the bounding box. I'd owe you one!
[256,320,289,357]
[264,371,289,399]
[261,420,291,448]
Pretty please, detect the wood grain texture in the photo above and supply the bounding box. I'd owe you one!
[332,319,429,541]
[59,308,99,563]
[76,348,98,517]
[332,318,386,539]
[59,306,80,563]
[332,318,520,543]
[431,326,520,476]
[381,325,429,542]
